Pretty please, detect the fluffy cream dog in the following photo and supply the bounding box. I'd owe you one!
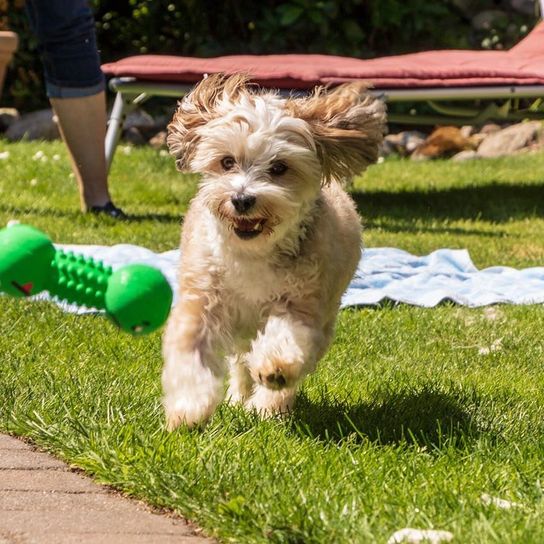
[163,74,385,429]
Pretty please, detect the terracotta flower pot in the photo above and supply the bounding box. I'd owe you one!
[0,31,18,99]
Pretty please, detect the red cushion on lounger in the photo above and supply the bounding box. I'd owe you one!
[102,22,544,90]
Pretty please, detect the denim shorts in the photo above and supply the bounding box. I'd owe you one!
[26,0,105,98]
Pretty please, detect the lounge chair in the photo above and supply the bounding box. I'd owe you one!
[101,16,544,170]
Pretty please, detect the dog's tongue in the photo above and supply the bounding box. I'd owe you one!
[235,218,260,232]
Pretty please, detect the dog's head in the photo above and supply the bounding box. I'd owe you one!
[167,74,385,250]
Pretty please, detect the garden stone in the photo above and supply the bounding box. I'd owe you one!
[5,108,60,141]
[479,123,502,135]
[403,131,427,153]
[124,109,156,131]
[0,107,19,132]
[149,130,167,149]
[151,113,171,130]
[122,126,147,145]
[380,139,395,157]
[382,131,426,156]
[513,138,544,155]
[411,126,477,160]
[469,132,487,147]
[123,111,170,143]
[477,121,542,157]
[452,149,479,161]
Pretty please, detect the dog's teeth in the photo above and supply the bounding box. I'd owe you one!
[253,221,263,231]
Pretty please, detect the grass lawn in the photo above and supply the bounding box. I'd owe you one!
[1,140,544,543]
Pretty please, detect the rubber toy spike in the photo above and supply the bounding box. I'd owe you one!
[0,224,172,335]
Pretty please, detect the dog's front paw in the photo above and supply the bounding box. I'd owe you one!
[246,385,296,418]
[163,391,219,430]
[249,355,302,391]
[162,358,224,430]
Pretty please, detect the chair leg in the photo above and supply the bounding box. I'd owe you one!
[105,91,139,173]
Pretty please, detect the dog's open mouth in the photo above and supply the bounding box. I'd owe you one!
[233,218,266,240]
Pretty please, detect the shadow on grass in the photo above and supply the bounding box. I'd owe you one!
[0,205,182,224]
[362,222,506,237]
[125,212,182,224]
[0,205,82,220]
[352,181,544,224]
[292,387,480,449]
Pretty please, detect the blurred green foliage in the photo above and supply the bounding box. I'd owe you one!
[0,0,538,111]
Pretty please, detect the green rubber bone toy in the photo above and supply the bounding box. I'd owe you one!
[0,223,173,335]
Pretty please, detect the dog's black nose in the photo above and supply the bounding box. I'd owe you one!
[231,193,256,214]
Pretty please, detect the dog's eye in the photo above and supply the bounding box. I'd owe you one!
[221,156,236,171]
[269,161,288,176]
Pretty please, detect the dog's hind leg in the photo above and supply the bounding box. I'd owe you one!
[226,354,254,404]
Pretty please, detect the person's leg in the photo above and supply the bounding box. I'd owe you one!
[25,0,124,216]
[50,92,110,210]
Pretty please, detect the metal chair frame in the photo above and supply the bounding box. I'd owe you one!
[104,0,544,171]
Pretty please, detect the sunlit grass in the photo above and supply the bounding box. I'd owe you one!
[1,141,544,543]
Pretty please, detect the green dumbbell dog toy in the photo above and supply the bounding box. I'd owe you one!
[0,224,173,335]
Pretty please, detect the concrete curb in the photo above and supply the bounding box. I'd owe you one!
[0,434,215,543]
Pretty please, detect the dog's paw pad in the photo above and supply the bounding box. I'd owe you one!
[264,371,286,388]
[250,355,302,391]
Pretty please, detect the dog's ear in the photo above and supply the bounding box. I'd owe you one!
[167,73,251,171]
[287,83,386,183]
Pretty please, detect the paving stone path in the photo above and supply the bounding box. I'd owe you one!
[0,434,215,543]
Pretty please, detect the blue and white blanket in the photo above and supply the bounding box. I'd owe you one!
[343,247,544,308]
[42,244,544,311]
